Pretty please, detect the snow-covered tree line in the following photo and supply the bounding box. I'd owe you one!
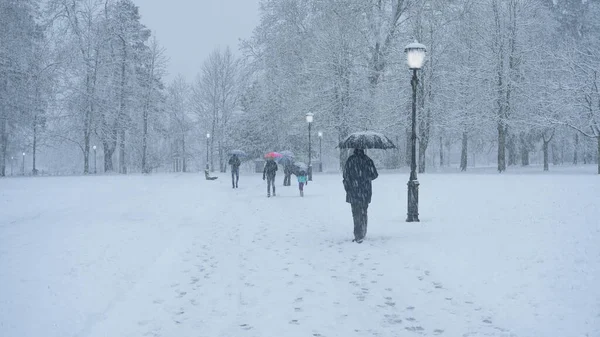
[1,0,171,175]
[1,0,599,176]
[235,0,600,173]
[0,0,246,175]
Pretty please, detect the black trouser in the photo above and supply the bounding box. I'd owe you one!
[351,203,368,240]
[267,175,276,195]
[284,173,291,186]
[231,168,239,187]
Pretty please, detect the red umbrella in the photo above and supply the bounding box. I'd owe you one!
[264,152,283,160]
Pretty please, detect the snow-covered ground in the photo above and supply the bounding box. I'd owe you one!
[1,166,599,337]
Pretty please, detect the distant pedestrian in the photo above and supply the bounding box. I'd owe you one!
[228,154,241,188]
[343,148,378,243]
[263,158,278,197]
[283,161,293,186]
[297,170,307,197]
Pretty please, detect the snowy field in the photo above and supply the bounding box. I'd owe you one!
[1,166,599,337]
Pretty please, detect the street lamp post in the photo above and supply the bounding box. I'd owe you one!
[93,145,97,174]
[306,113,314,181]
[206,133,210,170]
[10,156,14,176]
[404,41,426,223]
[22,152,25,176]
[318,131,323,172]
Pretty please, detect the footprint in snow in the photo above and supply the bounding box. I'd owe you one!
[239,323,252,330]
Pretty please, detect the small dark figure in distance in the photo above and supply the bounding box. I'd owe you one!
[205,164,218,180]
[228,154,241,188]
[263,158,278,197]
[343,148,378,243]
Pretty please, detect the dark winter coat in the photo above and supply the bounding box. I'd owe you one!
[283,163,292,175]
[343,150,378,204]
[263,160,278,179]
[228,155,241,170]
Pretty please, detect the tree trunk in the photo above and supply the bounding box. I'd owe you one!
[119,129,126,174]
[0,116,7,177]
[497,122,506,172]
[521,146,529,166]
[507,134,517,166]
[560,139,565,164]
[141,107,149,173]
[219,140,225,173]
[460,132,468,171]
[83,123,90,174]
[32,116,37,175]
[182,135,186,173]
[103,144,114,172]
[551,142,559,165]
[210,120,216,172]
[597,136,600,174]
[439,136,444,168]
[543,141,549,171]
[573,133,579,165]
[520,133,530,166]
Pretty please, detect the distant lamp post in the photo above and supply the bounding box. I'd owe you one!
[404,41,426,223]
[10,156,14,176]
[93,145,97,174]
[318,131,323,172]
[306,112,314,181]
[206,133,210,170]
[22,152,25,175]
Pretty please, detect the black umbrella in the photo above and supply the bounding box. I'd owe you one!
[337,131,396,149]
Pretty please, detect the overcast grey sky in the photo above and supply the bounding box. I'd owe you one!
[132,0,261,82]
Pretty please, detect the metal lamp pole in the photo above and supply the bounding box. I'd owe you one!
[306,113,314,181]
[405,41,426,223]
[10,156,14,175]
[22,152,25,175]
[318,131,323,171]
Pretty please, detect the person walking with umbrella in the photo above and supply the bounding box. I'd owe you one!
[228,154,241,188]
[283,160,293,186]
[280,151,294,186]
[339,131,394,243]
[343,149,378,243]
[263,152,280,197]
[293,162,309,197]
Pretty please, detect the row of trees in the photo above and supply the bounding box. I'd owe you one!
[235,0,600,173]
[0,0,245,175]
[1,0,599,176]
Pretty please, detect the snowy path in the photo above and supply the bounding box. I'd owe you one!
[1,168,599,337]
